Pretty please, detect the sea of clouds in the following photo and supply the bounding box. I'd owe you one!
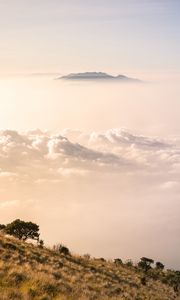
[0,128,179,191]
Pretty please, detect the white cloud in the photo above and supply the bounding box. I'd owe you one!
[0,128,179,183]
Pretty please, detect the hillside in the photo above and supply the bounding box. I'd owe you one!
[0,232,179,300]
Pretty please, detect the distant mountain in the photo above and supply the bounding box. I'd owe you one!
[58,72,140,82]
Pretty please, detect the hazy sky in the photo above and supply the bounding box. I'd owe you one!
[0,0,180,74]
[0,1,180,269]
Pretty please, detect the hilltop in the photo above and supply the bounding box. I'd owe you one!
[0,232,180,300]
[58,72,140,82]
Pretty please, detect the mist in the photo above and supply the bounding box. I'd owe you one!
[0,73,180,135]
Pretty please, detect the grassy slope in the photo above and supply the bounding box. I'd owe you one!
[0,233,179,300]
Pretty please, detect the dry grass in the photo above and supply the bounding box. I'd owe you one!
[0,232,179,300]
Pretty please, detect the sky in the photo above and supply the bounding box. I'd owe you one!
[0,0,180,74]
[0,0,180,269]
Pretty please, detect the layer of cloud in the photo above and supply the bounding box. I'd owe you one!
[0,128,179,186]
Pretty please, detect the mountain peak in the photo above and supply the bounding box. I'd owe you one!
[58,72,140,82]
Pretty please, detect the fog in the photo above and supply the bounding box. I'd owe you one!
[0,73,180,269]
[0,74,180,135]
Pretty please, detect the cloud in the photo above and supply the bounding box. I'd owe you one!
[0,128,179,184]
[0,129,123,183]
[87,128,169,148]
[46,134,120,164]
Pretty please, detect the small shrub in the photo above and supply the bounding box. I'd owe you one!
[58,244,70,256]
[125,259,133,267]
[28,288,37,298]
[156,261,165,270]
[141,276,147,285]
[41,282,59,296]
[84,253,91,260]
[99,257,106,262]
[3,242,17,251]
[9,271,27,285]
[114,258,123,265]
[38,239,44,248]
[90,266,96,272]
[2,253,11,260]
[53,271,61,280]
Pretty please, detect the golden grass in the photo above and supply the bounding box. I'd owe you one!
[0,232,179,300]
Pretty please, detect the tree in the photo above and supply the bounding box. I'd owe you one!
[138,257,154,272]
[156,261,165,270]
[5,219,40,241]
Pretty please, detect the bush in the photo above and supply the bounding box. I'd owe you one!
[141,276,147,285]
[3,242,17,251]
[41,282,59,296]
[58,244,70,256]
[125,259,133,267]
[38,239,44,248]
[114,258,123,265]
[9,271,27,285]
[156,261,165,270]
